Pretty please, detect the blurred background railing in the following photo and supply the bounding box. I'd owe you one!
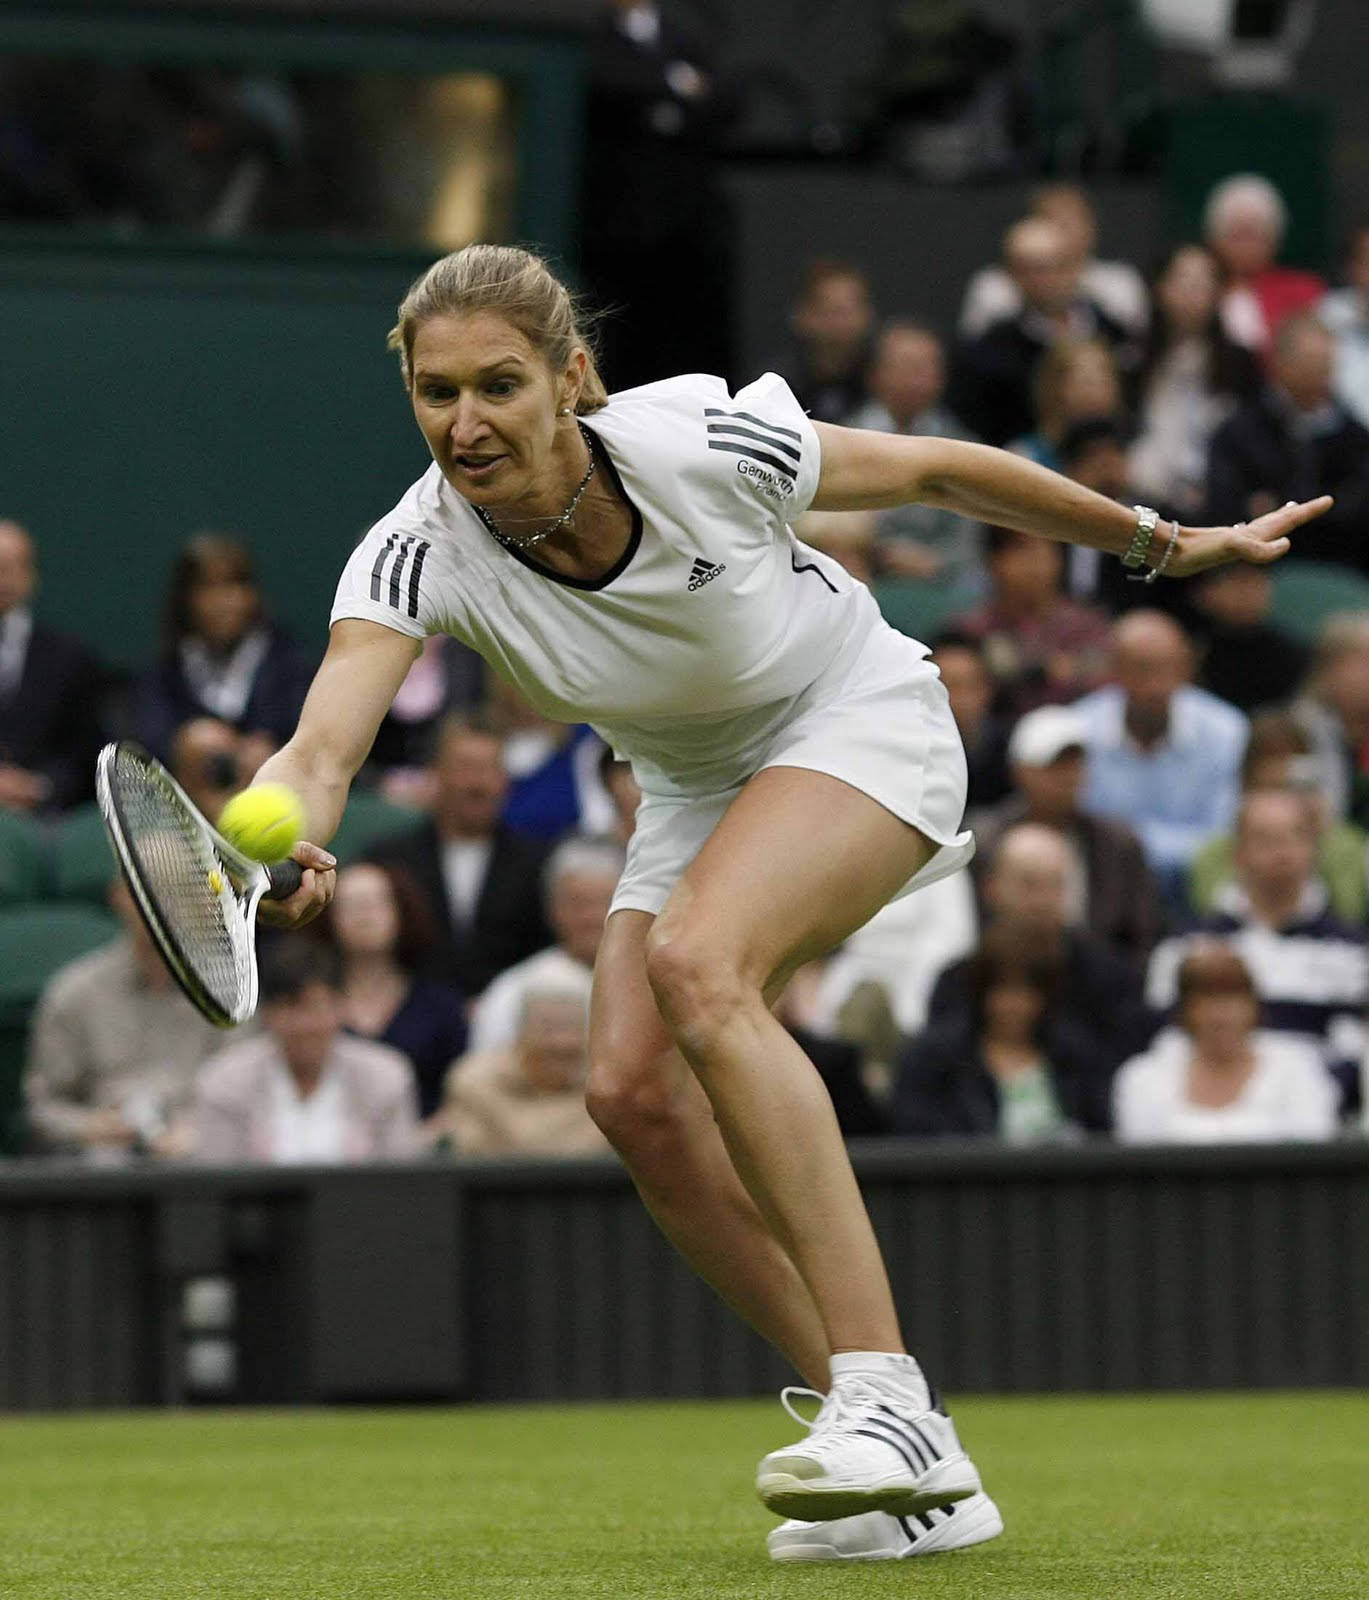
[3,1143,1366,1411]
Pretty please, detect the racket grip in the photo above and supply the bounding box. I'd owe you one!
[265,859,305,900]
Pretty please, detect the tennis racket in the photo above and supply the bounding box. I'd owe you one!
[95,740,304,1027]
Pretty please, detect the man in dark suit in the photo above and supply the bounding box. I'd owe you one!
[948,217,1132,447]
[0,519,105,811]
[366,716,552,998]
[1206,313,1369,571]
[926,819,1149,1072]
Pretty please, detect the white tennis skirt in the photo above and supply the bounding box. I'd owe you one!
[609,623,974,918]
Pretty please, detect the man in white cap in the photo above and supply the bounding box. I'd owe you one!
[970,703,1165,967]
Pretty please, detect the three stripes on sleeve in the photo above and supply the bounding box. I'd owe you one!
[370,532,430,619]
[704,407,801,486]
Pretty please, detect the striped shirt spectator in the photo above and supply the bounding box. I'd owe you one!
[1144,790,1367,1110]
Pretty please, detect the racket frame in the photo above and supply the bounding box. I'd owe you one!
[96,741,281,1027]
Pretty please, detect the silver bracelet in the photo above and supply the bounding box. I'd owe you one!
[1121,504,1160,569]
[1141,520,1180,584]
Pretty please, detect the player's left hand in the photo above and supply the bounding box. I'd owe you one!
[1166,495,1333,578]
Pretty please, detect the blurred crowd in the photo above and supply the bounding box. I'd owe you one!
[5,169,1369,1167]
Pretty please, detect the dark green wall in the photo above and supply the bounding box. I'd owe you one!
[2,243,434,667]
[0,6,585,670]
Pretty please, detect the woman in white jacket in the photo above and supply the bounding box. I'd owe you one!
[1114,941,1339,1143]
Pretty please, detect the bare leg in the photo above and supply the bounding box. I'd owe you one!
[644,768,942,1356]
[588,910,831,1389]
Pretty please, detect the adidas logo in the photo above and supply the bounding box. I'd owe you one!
[688,557,726,591]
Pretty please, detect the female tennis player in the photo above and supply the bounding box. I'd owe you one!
[255,244,1328,1564]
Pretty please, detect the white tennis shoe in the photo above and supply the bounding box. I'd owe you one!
[767,1492,1004,1562]
[756,1366,983,1521]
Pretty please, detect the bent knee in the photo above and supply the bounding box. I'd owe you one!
[643,920,756,1046]
[584,1056,686,1153]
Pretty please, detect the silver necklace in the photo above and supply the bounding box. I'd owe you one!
[472,423,597,553]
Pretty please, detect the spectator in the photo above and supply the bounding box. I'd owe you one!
[928,631,1012,809]
[488,677,617,841]
[1128,243,1262,520]
[1204,173,1325,358]
[367,634,487,797]
[366,714,552,998]
[168,716,259,821]
[1289,612,1369,828]
[948,216,1132,446]
[321,861,467,1118]
[133,532,314,764]
[806,867,977,1041]
[1182,563,1308,715]
[24,877,224,1157]
[1204,314,1369,572]
[1146,788,1368,1104]
[468,835,624,1052]
[1188,711,1369,923]
[959,182,1149,339]
[772,968,891,1138]
[580,0,733,387]
[0,518,105,812]
[893,923,1110,1141]
[431,977,609,1157]
[1075,609,1248,899]
[1320,221,1369,428]
[1054,416,1142,608]
[771,258,875,423]
[1010,337,1125,470]
[846,320,985,590]
[191,939,419,1163]
[1115,942,1338,1144]
[926,821,1148,1073]
[949,525,1112,719]
[970,703,1164,967]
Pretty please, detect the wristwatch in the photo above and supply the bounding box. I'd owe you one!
[1121,505,1160,569]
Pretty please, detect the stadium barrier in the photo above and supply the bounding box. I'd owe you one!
[2,1140,1366,1411]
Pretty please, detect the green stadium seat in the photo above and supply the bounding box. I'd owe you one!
[0,903,121,1026]
[1269,560,1369,645]
[871,577,980,645]
[0,808,47,906]
[329,790,422,863]
[0,902,120,1156]
[51,804,117,904]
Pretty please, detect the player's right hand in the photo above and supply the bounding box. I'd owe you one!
[257,840,337,927]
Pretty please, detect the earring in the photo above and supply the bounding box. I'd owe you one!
[560,406,572,416]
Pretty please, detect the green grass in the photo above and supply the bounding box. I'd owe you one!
[2,1393,1366,1599]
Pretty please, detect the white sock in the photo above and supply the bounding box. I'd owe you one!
[829,1350,932,1410]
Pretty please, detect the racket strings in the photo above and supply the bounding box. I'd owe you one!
[111,746,250,1016]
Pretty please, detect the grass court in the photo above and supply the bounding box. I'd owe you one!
[3,1391,1365,1599]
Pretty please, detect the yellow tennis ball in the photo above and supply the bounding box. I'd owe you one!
[218,783,305,863]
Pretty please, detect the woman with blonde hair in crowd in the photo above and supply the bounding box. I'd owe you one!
[1010,338,1124,470]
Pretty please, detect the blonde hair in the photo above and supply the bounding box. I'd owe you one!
[387,244,609,413]
[1032,337,1119,441]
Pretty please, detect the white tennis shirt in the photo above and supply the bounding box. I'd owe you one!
[331,373,885,798]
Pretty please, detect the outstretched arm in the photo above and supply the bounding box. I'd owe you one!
[810,421,1331,578]
[250,618,421,923]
